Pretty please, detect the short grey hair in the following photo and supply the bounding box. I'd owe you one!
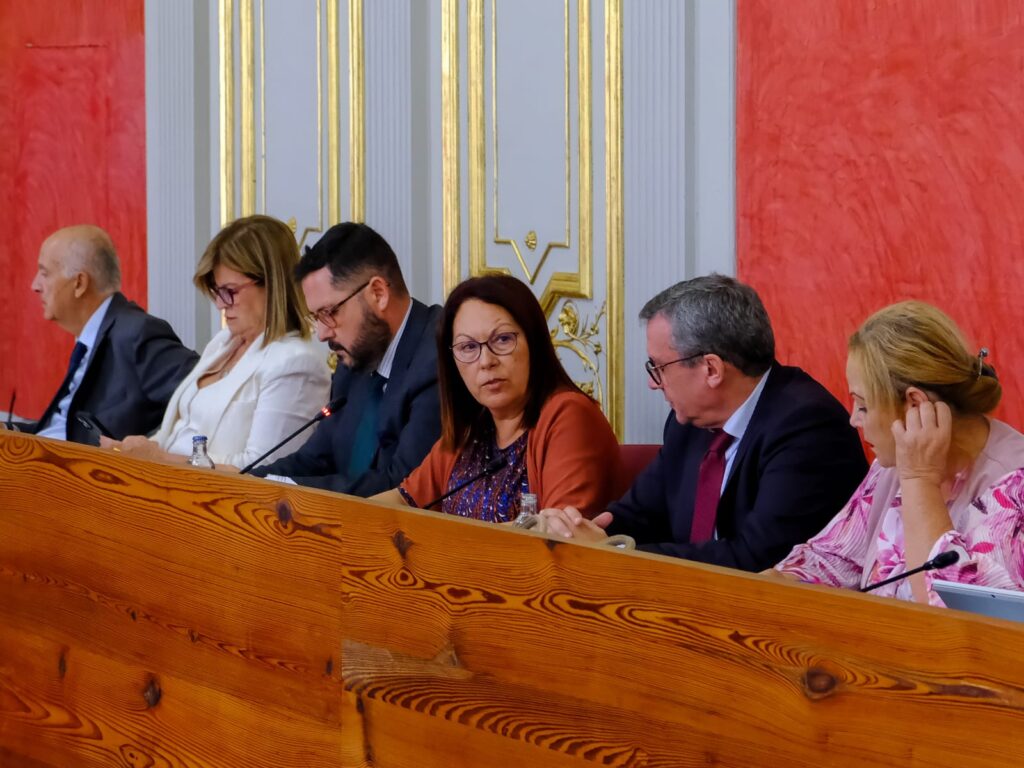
[640,274,775,377]
[62,232,122,294]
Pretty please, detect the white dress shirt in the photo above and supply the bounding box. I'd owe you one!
[37,295,114,440]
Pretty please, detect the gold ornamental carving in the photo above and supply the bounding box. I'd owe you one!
[550,300,605,406]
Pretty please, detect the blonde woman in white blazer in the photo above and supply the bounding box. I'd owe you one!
[103,215,330,468]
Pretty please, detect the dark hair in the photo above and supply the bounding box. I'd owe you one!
[294,221,407,296]
[640,273,775,377]
[438,275,580,451]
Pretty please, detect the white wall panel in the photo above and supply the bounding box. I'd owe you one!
[145,0,216,351]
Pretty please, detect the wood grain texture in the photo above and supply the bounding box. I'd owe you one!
[737,0,1024,427]
[2,431,1024,766]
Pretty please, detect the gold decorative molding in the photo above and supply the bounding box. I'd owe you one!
[489,0,573,297]
[240,0,256,215]
[221,0,352,240]
[327,0,340,224]
[525,230,537,251]
[441,0,461,295]
[218,0,235,225]
[441,0,621,437]
[348,0,365,222]
[551,300,606,406]
[605,0,624,437]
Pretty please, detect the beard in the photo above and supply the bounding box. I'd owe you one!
[330,303,391,373]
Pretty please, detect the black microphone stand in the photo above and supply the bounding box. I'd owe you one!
[860,550,960,593]
[239,395,346,475]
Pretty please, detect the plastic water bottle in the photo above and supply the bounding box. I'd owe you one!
[512,492,538,528]
[187,435,216,469]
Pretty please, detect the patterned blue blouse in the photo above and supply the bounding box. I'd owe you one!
[433,429,530,522]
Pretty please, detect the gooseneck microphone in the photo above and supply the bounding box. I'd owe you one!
[239,395,347,475]
[860,550,960,593]
[422,455,508,510]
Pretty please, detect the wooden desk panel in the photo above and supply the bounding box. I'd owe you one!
[2,432,1022,767]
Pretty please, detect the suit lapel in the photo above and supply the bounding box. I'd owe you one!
[378,300,428,421]
[196,332,271,439]
[720,363,784,506]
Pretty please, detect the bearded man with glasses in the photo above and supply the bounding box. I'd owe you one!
[250,222,443,496]
[534,274,868,573]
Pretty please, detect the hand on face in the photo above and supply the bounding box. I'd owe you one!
[892,399,952,486]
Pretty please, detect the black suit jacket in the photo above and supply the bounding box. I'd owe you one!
[32,292,199,443]
[607,364,867,571]
[252,299,442,497]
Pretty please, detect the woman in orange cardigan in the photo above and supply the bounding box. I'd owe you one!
[372,275,625,522]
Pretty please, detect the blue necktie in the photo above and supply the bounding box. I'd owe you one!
[347,373,385,478]
[56,341,89,403]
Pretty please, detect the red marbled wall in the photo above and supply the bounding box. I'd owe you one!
[738,0,1024,426]
[0,0,146,417]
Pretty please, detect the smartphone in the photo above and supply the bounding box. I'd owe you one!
[75,412,112,446]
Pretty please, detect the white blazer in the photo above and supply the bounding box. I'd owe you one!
[153,328,331,468]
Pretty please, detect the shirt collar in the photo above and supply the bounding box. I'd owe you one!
[721,367,771,443]
[375,302,412,381]
[77,294,114,354]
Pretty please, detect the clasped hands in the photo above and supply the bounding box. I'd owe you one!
[532,507,615,542]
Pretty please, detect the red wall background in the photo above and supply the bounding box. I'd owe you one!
[0,0,147,417]
[738,0,1024,427]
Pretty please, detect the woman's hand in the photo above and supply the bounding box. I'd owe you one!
[110,435,170,462]
[892,400,951,487]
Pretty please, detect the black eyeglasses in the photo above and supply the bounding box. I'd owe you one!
[308,281,370,328]
[451,331,519,363]
[212,279,259,307]
[645,352,705,385]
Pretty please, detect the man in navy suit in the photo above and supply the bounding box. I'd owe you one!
[22,225,198,444]
[251,222,442,497]
[537,274,867,572]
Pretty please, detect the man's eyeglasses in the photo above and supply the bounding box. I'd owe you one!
[451,331,519,364]
[212,280,259,307]
[308,281,370,328]
[645,351,705,385]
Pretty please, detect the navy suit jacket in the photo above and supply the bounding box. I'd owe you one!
[607,364,867,571]
[32,292,199,443]
[252,299,442,496]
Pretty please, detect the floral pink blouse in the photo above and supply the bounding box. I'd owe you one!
[775,420,1024,606]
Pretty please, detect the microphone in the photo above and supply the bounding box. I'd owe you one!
[6,390,15,430]
[860,550,960,593]
[239,395,346,475]
[421,455,508,510]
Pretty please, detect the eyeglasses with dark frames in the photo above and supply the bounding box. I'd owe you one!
[211,279,259,307]
[451,331,520,363]
[644,351,705,385]
[307,280,370,328]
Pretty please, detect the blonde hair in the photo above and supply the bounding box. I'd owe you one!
[848,301,1000,417]
[193,215,310,345]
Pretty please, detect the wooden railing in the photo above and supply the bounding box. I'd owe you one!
[1,431,1023,767]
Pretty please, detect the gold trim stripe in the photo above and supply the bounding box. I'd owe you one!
[219,0,235,225]
[605,0,624,438]
[348,0,365,222]
[441,0,460,295]
[468,0,485,275]
[240,0,256,215]
[328,0,340,224]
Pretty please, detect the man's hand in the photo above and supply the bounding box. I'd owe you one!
[534,506,613,542]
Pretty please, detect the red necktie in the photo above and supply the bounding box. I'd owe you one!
[690,429,734,544]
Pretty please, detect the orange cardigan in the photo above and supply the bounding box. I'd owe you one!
[399,389,626,518]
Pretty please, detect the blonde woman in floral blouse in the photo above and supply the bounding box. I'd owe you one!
[773,301,1024,606]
